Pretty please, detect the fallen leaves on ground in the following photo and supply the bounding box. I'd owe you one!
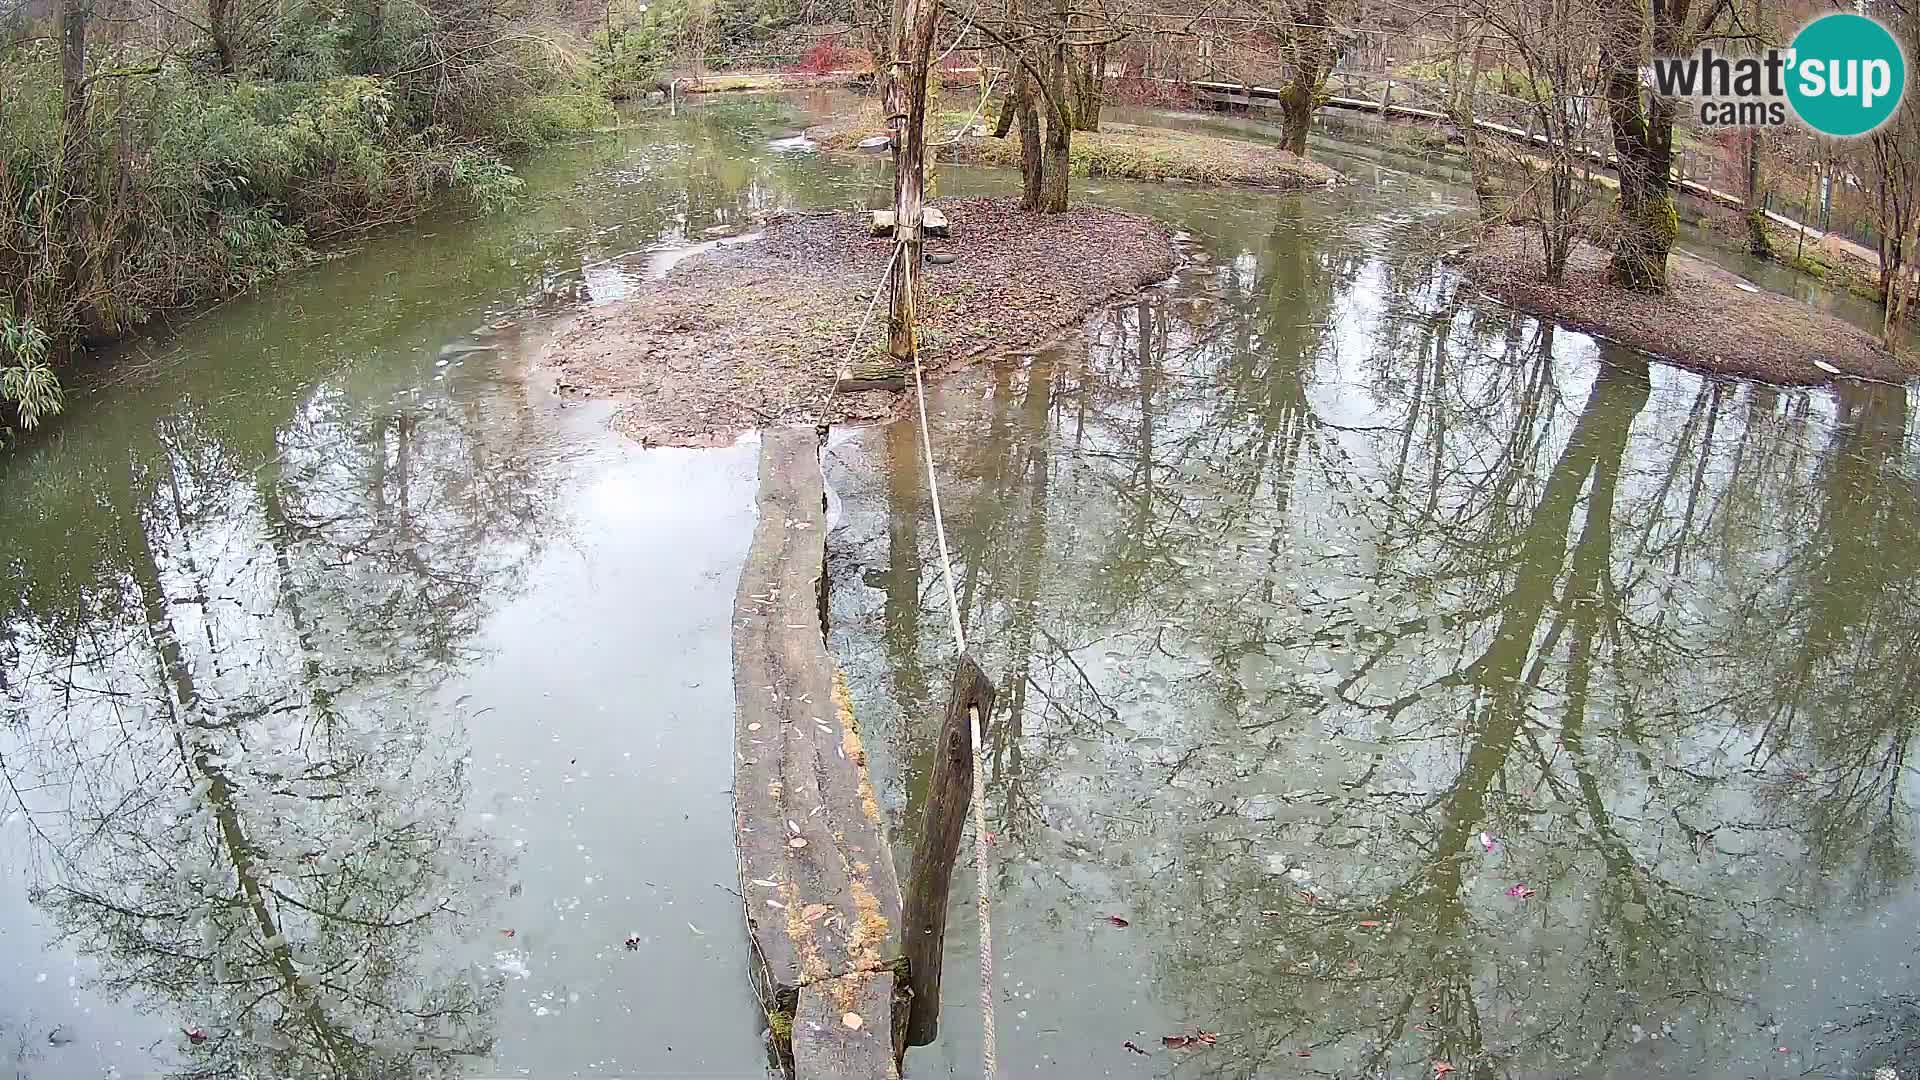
[1460,227,1914,386]
[538,199,1177,447]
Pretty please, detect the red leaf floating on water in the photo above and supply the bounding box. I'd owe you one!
[624,935,640,951]
[1122,1040,1149,1056]
[1102,915,1130,928]
[1357,920,1383,929]
[1434,1062,1456,1077]
[1295,1049,1313,1057]
[1504,884,1535,899]
[1162,1031,1219,1050]
[184,1028,209,1045]
[500,928,516,937]
[1480,831,1497,852]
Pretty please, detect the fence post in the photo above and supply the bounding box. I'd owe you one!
[900,654,997,1047]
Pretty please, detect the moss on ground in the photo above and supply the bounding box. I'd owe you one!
[810,108,1343,190]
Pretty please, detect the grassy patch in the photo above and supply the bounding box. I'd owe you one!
[940,117,1342,189]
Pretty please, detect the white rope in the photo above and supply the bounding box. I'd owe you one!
[816,242,904,425]
[940,71,1003,146]
[909,343,996,1080]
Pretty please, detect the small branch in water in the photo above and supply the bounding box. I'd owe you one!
[713,882,743,900]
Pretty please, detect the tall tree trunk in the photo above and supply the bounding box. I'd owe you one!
[1071,42,1105,131]
[883,0,940,366]
[1276,0,1328,157]
[993,76,1017,138]
[365,0,387,72]
[1039,42,1071,212]
[208,0,236,73]
[60,0,86,131]
[1601,60,1676,291]
[1016,68,1043,209]
[1744,129,1772,256]
[1456,37,1502,227]
[48,0,93,336]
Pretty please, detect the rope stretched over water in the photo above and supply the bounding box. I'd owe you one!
[817,226,996,1077]
[908,329,997,1080]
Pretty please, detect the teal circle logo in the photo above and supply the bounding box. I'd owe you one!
[1787,13,1907,137]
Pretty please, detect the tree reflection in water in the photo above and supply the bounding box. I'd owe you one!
[3,377,554,1078]
[830,198,1920,1078]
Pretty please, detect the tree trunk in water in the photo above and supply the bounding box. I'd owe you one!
[1602,63,1676,292]
[883,0,940,368]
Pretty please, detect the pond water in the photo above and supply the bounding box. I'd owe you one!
[827,117,1920,1079]
[2,90,1914,1080]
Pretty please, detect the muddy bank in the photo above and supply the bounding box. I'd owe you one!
[811,111,1342,190]
[1461,227,1914,385]
[537,197,1177,445]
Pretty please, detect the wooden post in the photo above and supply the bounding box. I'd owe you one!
[885,0,941,371]
[900,653,997,1047]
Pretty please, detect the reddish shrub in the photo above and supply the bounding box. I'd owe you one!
[1106,76,1196,110]
[790,40,867,74]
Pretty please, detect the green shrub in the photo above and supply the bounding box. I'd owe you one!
[0,318,60,437]
[0,25,609,439]
[481,90,617,152]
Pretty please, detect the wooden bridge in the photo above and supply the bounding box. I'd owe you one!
[732,429,992,1080]
[1189,72,1842,243]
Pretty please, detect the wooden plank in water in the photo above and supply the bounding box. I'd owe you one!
[793,972,902,1080]
[733,427,904,1079]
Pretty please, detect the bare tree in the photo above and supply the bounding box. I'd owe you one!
[1595,0,1737,290]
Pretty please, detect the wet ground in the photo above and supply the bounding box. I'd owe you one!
[3,89,1916,1080]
